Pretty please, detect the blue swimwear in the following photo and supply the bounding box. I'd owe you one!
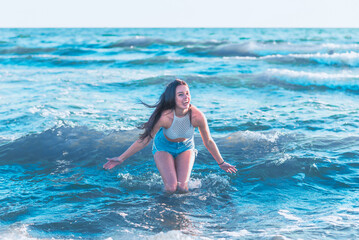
[152,128,197,158]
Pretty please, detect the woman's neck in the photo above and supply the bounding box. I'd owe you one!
[174,107,189,117]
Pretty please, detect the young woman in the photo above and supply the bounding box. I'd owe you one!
[103,79,237,193]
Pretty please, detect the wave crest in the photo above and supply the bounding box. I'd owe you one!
[263,51,359,67]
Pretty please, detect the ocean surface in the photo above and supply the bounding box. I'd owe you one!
[0,28,359,239]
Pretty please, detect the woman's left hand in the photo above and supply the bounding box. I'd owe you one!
[103,157,124,170]
[219,162,237,174]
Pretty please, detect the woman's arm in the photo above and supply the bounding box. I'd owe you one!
[103,120,162,170]
[197,111,237,174]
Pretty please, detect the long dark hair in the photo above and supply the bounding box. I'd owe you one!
[139,79,191,142]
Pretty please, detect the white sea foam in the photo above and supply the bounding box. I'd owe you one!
[273,154,292,166]
[318,215,350,227]
[263,51,359,60]
[0,224,51,240]
[323,215,344,225]
[278,210,303,222]
[322,43,359,50]
[117,172,163,190]
[28,105,42,114]
[40,109,70,118]
[271,234,292,240]
[0,135,17,143]
[228,130,284,143]
[222,229,251,237]
[106,229,196,240]
[188,178,202,190]
[340,207,359,214]
[149,230,196,240]
[0,67,160,83]
[267,68,359,79]
[117,172,232,193]
[219,42,359,59]
[14,53,128,63]
[200,173,231,190]
[117,212,128,218]
[223,56,257,60]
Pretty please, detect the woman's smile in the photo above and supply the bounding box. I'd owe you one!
[176,85,191,110]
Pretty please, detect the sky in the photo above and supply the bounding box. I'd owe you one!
[0,0,358,28]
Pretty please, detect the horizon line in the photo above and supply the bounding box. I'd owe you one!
[1,26,359,29]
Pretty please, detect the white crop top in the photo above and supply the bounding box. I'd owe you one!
[163,111,194,139]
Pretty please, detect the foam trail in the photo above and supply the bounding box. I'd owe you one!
[262,51,359,67]
[267,68,359,79]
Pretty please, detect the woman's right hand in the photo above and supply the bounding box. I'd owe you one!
[219,161,237,174]
[103,157,124,170]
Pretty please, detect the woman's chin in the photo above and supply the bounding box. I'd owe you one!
[176,101,191,111]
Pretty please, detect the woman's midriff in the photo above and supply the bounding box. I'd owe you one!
[163,130,188,143]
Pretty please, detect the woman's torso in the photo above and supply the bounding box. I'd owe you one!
[160,106,201,142]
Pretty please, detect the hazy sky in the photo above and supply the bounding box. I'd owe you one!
[1,0,358,28]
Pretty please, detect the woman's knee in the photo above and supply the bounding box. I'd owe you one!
[177,181,189,193]
[164,183,177,193]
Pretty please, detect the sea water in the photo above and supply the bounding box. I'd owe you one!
[0,28,359,239]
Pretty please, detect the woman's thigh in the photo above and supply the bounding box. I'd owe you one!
[175,150,196,184]
[154,151,177,186]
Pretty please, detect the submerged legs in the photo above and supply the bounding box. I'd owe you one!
[154,150,196,193]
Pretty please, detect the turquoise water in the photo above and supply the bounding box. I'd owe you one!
[1,28,359,239]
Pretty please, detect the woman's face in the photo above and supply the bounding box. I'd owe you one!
[175,85,191,110]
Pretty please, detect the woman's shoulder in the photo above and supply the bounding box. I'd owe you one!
[161,109,173,119]
[190,105,206,126]
[191,105,204,117]
[157,109,173,128]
